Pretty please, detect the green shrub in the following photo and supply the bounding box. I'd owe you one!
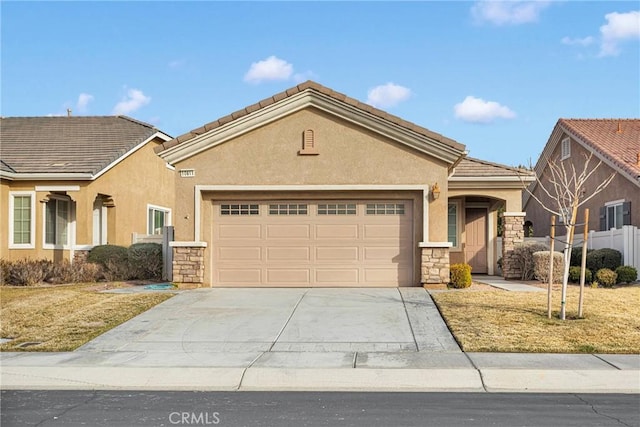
[586,248,622,272]
[87,245,128,267]
[128,243,163,280]
[88,245,130,281]
[615,266,638,284]
[532,251,564,283]
[568,266,592,283]
[449,263,472,289]
[570,247,592,267]
[595,268,617,288]
[513,242,549,280]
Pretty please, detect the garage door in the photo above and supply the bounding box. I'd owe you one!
[211,200,413,286]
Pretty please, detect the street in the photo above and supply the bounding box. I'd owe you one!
[1,391,638,427]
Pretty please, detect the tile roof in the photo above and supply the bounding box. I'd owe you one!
[157,80,465,153]
[0,116,166,176]
[559,118,640,179]
[452,157,533,178]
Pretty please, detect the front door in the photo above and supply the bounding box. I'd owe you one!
[465,208,487,274]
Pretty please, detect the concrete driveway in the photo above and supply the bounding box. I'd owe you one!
[77,288,461,368]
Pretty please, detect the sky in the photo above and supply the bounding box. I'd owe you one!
[2,1,639,168]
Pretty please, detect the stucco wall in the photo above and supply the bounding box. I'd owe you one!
[1,138,174,261]
[172,107,450,243]
[524,133,639,237]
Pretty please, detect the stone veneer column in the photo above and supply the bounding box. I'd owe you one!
[420,242,452,284]
[170,243,206,284]
[501,212,526,279]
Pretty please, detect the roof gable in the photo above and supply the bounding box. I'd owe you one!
[559,119,640,180]
[156,81,466,166]
[0,116,171,179]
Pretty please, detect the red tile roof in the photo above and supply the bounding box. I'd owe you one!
[156,80,465,153]
[559,118,640,179]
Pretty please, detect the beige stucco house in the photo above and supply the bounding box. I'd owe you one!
[524,119,639,236]
[1,116,175,262]
[156,81,533,286]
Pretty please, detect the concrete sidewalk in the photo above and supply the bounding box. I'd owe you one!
[473,275,546,292]
[1,351,638,393]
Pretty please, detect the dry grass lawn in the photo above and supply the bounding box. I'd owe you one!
[432,286,640,353]
[0,284,173,352]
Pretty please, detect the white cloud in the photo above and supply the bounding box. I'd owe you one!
[471,1,552,26]
[168,59,185,69]
[244,56,293,84]
[454,96,516,123]
[599,10,640,57]
[112,89,151,115]
[366,83,412,109]
[76,93,94,113]
[561,36,595,47]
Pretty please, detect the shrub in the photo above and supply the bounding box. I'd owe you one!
[570,247,592,267]
[0,259,11,285]
[4,259,50,286]
[595,268,617,288]
[586,248,622,272]
[46,260,102,284]
[449,263,472,289]
[568,266,592,283]
[615,266,638,284]
[512,242,549,280]
[128,243,163,280]
[88,245,130,281]
[532,251,564,283]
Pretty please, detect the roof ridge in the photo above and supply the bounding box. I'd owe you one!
[464,156,532,173]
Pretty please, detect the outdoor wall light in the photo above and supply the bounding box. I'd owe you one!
[431,182,441,200]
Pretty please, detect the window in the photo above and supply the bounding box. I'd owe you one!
[45,197,70,245]
[220,204,259,216]
[9,192,35,248]
[601,201,631,230]
[148,205,171,234]
[560,137,571,160]
[447,203,458,248]
[318,203,356,215]
[366,203,405,215]
[269,204,308,215]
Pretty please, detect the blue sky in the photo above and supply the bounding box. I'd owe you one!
[2,1,639,167]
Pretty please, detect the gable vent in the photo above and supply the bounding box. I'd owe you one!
[298,129,319,155]
[179,169,195,178]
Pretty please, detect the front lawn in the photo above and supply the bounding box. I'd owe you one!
[432,286,640,353]
[0,283,173,352]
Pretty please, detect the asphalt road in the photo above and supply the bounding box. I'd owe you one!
[1,391,638,427]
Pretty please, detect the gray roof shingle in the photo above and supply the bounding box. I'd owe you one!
[0,116,165,176]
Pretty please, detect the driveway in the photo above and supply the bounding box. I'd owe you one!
[76,287,461,368]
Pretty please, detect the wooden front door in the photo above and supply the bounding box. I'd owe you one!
[465,208,487,274]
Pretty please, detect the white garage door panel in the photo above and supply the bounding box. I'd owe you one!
[212,200,414,287]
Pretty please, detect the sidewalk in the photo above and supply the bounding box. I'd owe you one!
[2,350,638,393]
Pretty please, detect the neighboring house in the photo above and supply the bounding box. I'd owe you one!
[156,81,533,286]
[524,119,640,236]
[0,116,175,262]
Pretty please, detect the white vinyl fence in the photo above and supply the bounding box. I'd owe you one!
[497,225,640,271]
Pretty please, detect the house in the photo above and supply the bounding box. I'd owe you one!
[524,119,640,236]
[156,81,533,286]
[0,116,175,262]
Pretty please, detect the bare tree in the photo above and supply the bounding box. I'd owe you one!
[519,152,615,320]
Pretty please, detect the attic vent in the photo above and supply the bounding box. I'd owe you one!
[179,169,195,178]
[298,129,319,155]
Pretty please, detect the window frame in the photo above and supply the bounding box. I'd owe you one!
[604,199,624,230]
[8,191,36,249]
[560,137,571,160]
[43,195,71,249]
[447,200,462,251]
[147,204,172,234]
